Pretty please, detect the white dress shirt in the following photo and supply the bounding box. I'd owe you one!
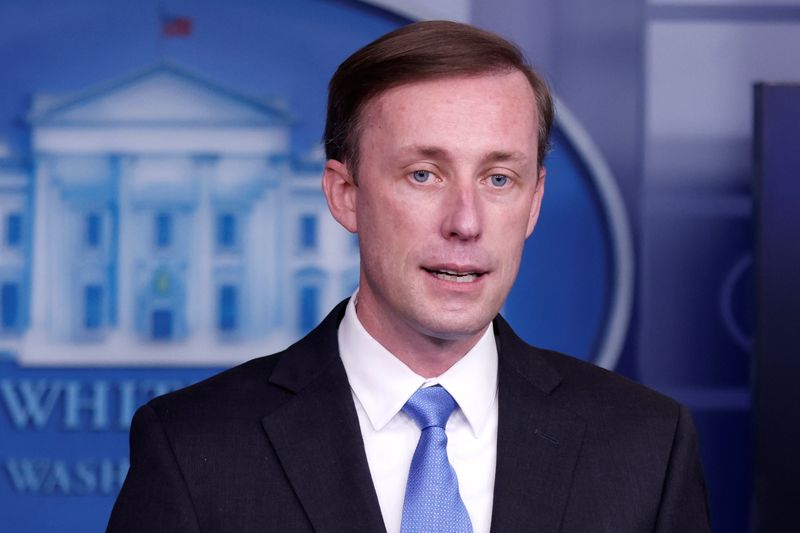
[338,295,499,533]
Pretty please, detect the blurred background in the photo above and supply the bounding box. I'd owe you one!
[1,0,798,531]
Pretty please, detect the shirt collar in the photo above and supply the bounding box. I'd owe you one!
[338,292,498,437]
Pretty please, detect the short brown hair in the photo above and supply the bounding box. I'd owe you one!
[324,20,554,178]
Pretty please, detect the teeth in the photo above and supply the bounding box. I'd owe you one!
[433,271,478,283]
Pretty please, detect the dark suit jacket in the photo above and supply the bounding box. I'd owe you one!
[107,300,710,532]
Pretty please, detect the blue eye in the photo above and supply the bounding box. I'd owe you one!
[490,174,509,187]
[411,170,432,183]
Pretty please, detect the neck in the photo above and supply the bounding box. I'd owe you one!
[354,295,486,378]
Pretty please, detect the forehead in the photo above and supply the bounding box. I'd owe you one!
[358,71,539,158]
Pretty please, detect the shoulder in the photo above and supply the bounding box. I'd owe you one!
[494,315,681,420]
[494,320,710,530]
[146,353,289,426]
[539,347,680,418]
[143,299,349,427]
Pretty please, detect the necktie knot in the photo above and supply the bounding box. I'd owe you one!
[403,385,457,430]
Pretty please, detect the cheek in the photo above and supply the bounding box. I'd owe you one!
[358,187,430,243]
[355,201,411,271]
[491,210,531,271]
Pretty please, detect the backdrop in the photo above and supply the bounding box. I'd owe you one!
[0,1,635,530]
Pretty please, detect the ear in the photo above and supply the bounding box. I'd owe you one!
[525,167,546,238]
[322,159,358,233]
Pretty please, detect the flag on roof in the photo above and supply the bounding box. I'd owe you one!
[162,15,192,37]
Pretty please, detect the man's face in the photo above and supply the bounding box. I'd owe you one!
[326,70,545,347]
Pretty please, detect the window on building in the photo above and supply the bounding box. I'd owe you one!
[152,309,173,340]
[5,213,22,247]
[1,283,18,330]
[300,214,317,251]
[155,213,172,248]
[216,213,237,248]
[84,285,103,330]
[85,213,102,248]
[218,285,238,332]
[300,285,319,334]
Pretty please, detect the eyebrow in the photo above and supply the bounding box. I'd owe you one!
[399,145,448,160]
[398,144,529,165]
[485,150,528,164]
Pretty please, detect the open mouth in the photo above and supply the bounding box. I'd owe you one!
[423,268,485,283]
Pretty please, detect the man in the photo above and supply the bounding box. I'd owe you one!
[108,21,710,532]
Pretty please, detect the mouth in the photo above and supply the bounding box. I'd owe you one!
[422,267,487,283]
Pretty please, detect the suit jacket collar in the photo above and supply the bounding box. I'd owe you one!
[262,301,585,533]
[490,315,587,533]
[262,299,387,532]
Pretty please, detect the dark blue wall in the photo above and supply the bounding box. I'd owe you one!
[753,83,800,532]
[474,2,800,531]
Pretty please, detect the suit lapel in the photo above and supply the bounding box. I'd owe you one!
[261,301,386,533]
[490,317,587,533]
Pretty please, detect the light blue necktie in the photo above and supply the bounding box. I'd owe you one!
[400,385,474,533]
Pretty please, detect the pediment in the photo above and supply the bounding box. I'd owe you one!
[30,64,290,126]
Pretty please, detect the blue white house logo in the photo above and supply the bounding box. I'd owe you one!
[0,64,359,366]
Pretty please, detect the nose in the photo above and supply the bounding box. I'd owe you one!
[440,181,481,241]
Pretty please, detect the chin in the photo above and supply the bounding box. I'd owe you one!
[413,311,494,342]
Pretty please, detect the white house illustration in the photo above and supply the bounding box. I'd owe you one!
[0,64,359,366]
